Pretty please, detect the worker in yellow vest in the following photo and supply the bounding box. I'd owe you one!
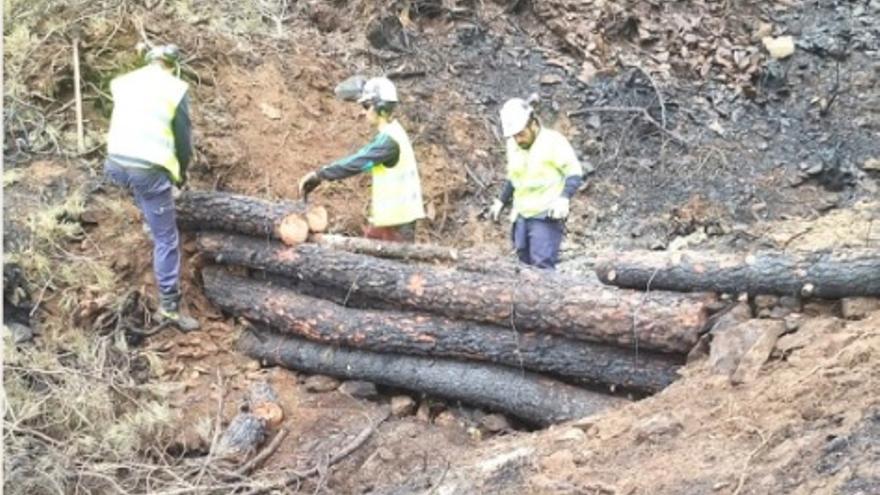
[489,97,584,269]
[298,77,425,242]
[104,44,199,331]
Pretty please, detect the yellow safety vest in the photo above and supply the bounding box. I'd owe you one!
[506,128,583,219]
[107,65,189,183]
[370,120,426,227]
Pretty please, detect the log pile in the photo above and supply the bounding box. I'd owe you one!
[178,192,724,425]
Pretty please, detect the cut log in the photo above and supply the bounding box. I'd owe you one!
[312,233,465,263]
[595,249,880,298]
[238,330,622,426]
[176,191,324,245]
[198,233,715,353]
[305,206,329,233]
[204,267,681,393]
[215,381,283,460]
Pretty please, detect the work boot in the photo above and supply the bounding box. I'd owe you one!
[156,290,200,332]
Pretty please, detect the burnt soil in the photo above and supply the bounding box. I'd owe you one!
[4,0,879,494]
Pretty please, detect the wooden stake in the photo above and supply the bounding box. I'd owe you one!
[72,37,85,153]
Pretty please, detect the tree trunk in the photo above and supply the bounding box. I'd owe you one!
[198,233,715,353]
[595,249,880,298]
[237,330,623,426]
[313,234,466,263]
[204,267,681,393]
[176,191,322,245]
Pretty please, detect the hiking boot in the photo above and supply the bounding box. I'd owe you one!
[157,290,200,332]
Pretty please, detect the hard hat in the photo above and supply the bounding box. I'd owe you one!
[358,77,398,105]
[500,98,533,138]
[146,44,181,65]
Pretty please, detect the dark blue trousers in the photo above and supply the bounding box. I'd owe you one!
[104,159,180,295]
[511,216,564,270]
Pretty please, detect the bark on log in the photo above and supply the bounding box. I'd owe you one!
[238,330,622,426]
[216,382,283,460]
[176,191,321,245]
[313,234,523,276]
[198,233,714,353]
[595,249,880,298]
[313,234,467,263]
[204,268,681,393]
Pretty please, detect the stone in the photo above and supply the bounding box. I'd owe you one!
[538,449,577,472]
[4,322,34,344]
[753,294,779,311]
[840,297,880,320]
[762,35,796,59]
[633,413,683,444]
[390,395,416,417]
[803,300,838,316]
[334,75,367,101]
[338,380,378,400]
[730,321,787,385]
[710,319,785,377]
[709,303,752,333]
[480,414,510,433]
[304,375,340,393]
[433,410,461,428]
[416,401,431,422]
[863,158,880,171]
[377,447,395,462]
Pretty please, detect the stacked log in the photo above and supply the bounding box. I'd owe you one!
[178,192,722,425]
[595,249,880,298]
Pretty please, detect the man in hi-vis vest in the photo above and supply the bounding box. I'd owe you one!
[104,44,199,331]
[298,77,425,242]
[488,97,585,270]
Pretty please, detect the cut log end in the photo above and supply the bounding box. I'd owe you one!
[306,206,329,233]
[277,214,310,246]
[253,402,284,428]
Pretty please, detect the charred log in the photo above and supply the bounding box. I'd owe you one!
[595,249,880,298]
[204,267,681,393]
[238,330,622,426]
[198,233,714,353]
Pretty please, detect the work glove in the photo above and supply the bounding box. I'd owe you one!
[547,197,570,220]
[298,171,322,200]
[489,199,505,222]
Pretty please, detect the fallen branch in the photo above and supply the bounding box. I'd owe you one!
[72,36,85,153]
[568,106,687,145]
[630,65,667,129]
[233,427,289,477]
[245,409,390,495]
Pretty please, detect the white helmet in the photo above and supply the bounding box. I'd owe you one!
[500,97,533,138]
[358,77,398,105]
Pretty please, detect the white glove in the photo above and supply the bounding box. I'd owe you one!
[489,199,505,222]
[547,197,570,220]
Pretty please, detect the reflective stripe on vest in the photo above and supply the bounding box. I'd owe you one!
[370,120,426,227]
[107,65,188,183]
[506,128,581,218]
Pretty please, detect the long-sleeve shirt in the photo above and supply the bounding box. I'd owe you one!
[172,94,192,183]
[317,132,400,181]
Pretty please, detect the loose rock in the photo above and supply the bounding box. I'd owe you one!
[304,374,340,393]
[338,380,379,400]
[390,395,416,417]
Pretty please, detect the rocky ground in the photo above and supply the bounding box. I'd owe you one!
[3,0,879,494]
